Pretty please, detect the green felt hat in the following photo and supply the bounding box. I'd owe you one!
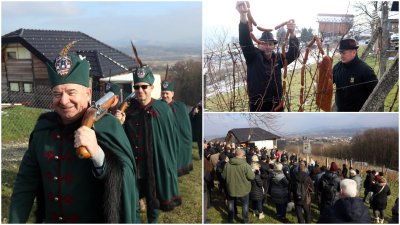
[161,80,174,91]
[47,41,90,88]
[133,66,154,85]
[105,82,121,96]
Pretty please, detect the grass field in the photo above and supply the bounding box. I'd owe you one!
[1,139,202,223]
[206,179,398,223]
[1,106,46,144]
[205,47,398,112]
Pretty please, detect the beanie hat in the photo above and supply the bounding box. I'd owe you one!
[330,162,338,172]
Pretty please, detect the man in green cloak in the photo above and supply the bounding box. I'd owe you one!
[161,80,193,176]
[9,47,139,223]
[115,66,182,223]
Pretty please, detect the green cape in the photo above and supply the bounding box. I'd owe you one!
[9,112,139,223]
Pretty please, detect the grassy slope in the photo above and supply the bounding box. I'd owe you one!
[1,106,45,143]
[2,144,201,223]
[207,180,398,223]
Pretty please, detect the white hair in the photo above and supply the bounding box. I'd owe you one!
[340,179,357,198]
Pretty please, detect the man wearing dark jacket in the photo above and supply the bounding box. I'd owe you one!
[333,38,378,111]
[363,170,374,202]
[317,162,341,213]
[318,179,370,223]
[236,1,300,112]
[292,162,314,223]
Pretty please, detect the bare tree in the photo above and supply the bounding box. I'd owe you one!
[361,54,398,111]
[379,1,390,77]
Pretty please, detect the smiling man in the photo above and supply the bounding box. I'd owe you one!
[333,38,378,111]
[9,49,139,223]
[115,67,181,223]
[236,1,299,112]
[161,81,193,176]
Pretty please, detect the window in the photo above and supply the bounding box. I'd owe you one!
[23,83,33,93]
[7,52,17,59]
[9,82,20,92]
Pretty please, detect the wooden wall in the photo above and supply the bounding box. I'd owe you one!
[2,44,51,108]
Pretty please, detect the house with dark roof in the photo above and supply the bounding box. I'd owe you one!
[1,28,138,107]
[225,127,281,149]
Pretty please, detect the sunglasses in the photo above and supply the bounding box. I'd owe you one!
[133,85,150,90]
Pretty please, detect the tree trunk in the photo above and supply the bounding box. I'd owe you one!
[379,2,389,77]
[360,54,398,111]
[360,27,381,61]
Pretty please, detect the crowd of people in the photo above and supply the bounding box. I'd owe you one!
[204,141,398,223]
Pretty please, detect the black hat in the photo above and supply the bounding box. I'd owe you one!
[259,31,277,44]
[339,38,359,51]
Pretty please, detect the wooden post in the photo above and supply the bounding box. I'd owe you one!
[326,157,329,168]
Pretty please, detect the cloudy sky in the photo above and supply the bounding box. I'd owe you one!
[204,113,399,138]
[1,1,202,48]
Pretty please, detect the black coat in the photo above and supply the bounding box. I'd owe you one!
[239,21,299,109]
[250,173,264,201]
[371,183,391,210]
[333,55,378,111]
[363,173,374,191]
[259,161,270,195]
[317,197,371,223]
[292,171,314,205]
[317,171,341,206]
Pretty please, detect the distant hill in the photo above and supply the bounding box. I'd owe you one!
[115,43,201,62]
[283,126,398,138]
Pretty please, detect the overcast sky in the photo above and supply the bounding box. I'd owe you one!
[1,1,202,48]
[204,113,399,138]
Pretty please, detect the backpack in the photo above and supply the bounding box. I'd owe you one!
[295,178,306,201]
[321,175,337,202]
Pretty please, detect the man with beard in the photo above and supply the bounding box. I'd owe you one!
[115,66,181,223]
[236,1,300,111]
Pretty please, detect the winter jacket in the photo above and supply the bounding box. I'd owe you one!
[222,157,255,197]
[317,171,341,206]
[363,173,374,191]
[259,161,270,196]
[292,171,314,205]
[250,173,264,201]
[239,21,299,109]
[333,55,378,111]
[317,197,371,223]
[370,183,391,210]
[269,170,289,204]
